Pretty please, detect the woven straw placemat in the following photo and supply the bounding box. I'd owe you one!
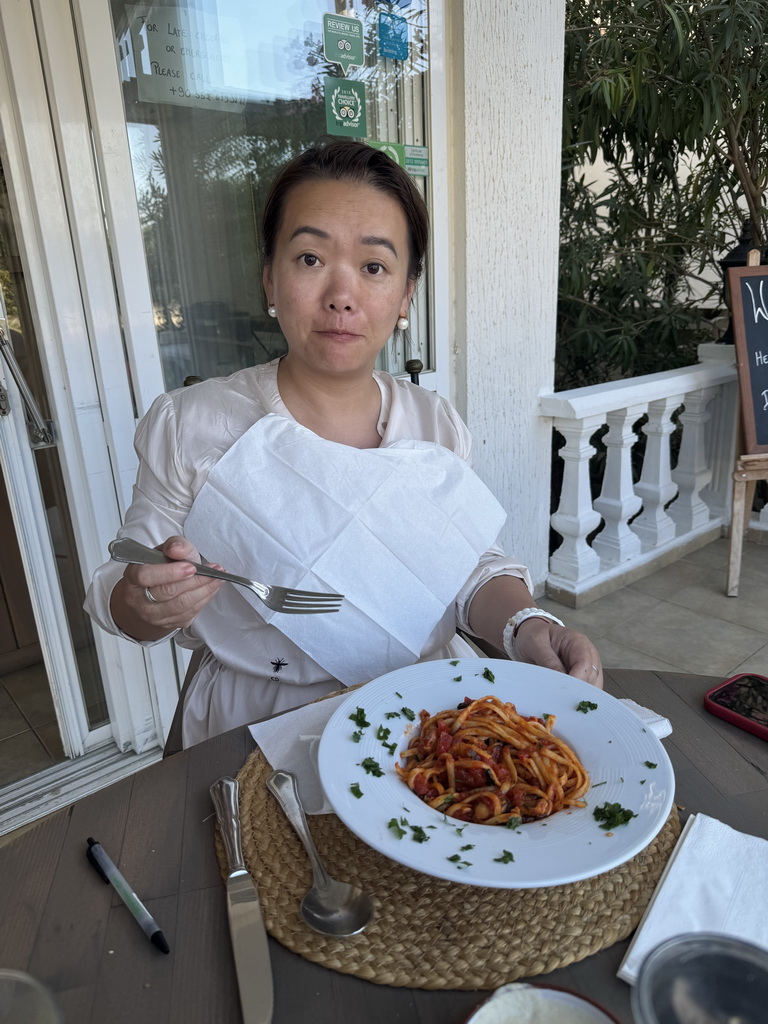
[216,743,681,990]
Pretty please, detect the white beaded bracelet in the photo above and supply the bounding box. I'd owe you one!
[502,607,565,658]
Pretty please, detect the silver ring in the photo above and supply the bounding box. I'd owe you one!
[592,664,599,673]
[144,586,158,604]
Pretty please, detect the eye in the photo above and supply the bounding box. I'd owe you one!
[300,253,319,267]
[364,262,384,275]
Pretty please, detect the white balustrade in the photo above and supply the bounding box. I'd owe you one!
[632,395,684,550]
[591,405,644,565]
[539,353,739,600]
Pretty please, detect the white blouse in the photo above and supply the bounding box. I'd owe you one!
[85,359,531,746]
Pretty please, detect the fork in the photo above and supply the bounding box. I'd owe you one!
[108,537,344,614]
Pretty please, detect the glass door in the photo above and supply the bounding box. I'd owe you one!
[0,151,106,780]
[0,0,179,828]
[106,0,434,391]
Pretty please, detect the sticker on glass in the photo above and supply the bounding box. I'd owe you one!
[378,11,409,61]
[322,12,364,76]
[324,78,367,138]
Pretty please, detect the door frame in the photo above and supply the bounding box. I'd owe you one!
[0,0,179,767]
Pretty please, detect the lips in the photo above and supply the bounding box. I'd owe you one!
[316,328,362,341]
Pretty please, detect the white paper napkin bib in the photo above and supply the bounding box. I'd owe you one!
[184,414,506,687]
[618,813,768,984]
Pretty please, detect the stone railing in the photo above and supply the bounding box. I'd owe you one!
[539,346,748,605]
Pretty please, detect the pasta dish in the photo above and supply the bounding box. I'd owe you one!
[396,695,590,826]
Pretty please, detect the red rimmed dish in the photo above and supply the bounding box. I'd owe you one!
[464,982,621,1024]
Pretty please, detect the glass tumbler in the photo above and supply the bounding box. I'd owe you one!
[0,970,63,1024]
[632,932,768,1024]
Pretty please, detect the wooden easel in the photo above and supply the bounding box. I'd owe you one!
[726,249,768,596]
[727,453,768,595]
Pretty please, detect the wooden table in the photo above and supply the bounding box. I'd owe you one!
[2,668,767,1024]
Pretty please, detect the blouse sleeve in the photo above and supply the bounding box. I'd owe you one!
[83,391,194,641]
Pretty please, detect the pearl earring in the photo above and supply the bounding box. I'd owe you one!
[397,316,409,331]
[267,304,277,318]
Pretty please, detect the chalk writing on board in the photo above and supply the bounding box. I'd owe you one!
[731,268,768,451]
[744,279,768,323]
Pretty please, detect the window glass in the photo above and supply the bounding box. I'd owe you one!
[111,0,431,390]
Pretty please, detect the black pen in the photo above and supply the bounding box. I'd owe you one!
[86,837,170,953]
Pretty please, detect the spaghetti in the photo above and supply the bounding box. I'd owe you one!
[396,695,590,826]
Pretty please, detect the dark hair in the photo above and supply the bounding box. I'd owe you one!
[261,138,429,282]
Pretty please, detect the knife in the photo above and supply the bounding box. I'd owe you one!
[210,776,273,1024]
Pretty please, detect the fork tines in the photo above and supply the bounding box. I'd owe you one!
[275,588,344,614]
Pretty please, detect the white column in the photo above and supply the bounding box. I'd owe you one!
[670,387,717,532]
[592,405,644,565]
[449,0,566,588]
[632,397,683,549]
[549,416,603,582]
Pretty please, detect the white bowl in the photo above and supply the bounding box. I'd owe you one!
[465,982,621,1024]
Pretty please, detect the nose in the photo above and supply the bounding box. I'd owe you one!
[324,265,356,313]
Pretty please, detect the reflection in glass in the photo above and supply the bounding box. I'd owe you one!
[112,0,430,390]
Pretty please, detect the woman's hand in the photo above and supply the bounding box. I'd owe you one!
[513,618,603,688]
[109,535,224,642]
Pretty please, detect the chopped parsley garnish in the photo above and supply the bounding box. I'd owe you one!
[640,780,646,785]
[383,741,397,756]
[454,825,467,836]
[387,818,406,839]
[543,713,551,721]
[350,783,363,799]
[385,711,401,719]
[494,850,515,863]
[505,816,522,830]
[395,691,403,698]
[358,757,384,777]
[482,667,496,683]
[644,761,658,769]
[447,854,472,869]
[576,700,598,713]
[376,726,391,742]
[453,675,462,682]
[593,801,637,830]
[591,781,607,787]
[449,660,460,666]
[410,825,430,843]
[401,706,415,721]
[460,844,475,851]
[349,707,370,729]
[351,730,363,743]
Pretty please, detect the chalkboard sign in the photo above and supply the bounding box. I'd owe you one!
[728,265,768,454]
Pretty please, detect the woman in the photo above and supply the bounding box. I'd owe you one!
[85,139,602,749]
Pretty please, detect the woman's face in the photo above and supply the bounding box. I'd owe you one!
[263,179,415,378]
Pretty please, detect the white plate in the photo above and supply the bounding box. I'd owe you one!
[317,659,674,888]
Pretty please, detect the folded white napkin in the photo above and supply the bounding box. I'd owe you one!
[618,813,768,984]
[249,693,349,814]
[620,697,672,739]
[250,693,671,816]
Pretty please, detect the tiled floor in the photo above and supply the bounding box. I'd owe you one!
[539,536,768,680]
[0,662,66,788]
[0,536,766,792]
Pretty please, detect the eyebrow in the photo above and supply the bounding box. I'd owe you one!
[288,226,398,258]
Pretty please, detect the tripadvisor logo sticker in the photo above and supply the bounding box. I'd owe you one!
[324,78,367,138]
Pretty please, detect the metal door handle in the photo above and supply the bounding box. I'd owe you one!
[0,325,55,446]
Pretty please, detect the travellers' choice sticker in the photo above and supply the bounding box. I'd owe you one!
[324,78,367,138]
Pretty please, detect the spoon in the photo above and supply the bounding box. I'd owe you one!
[266,769,373,936]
